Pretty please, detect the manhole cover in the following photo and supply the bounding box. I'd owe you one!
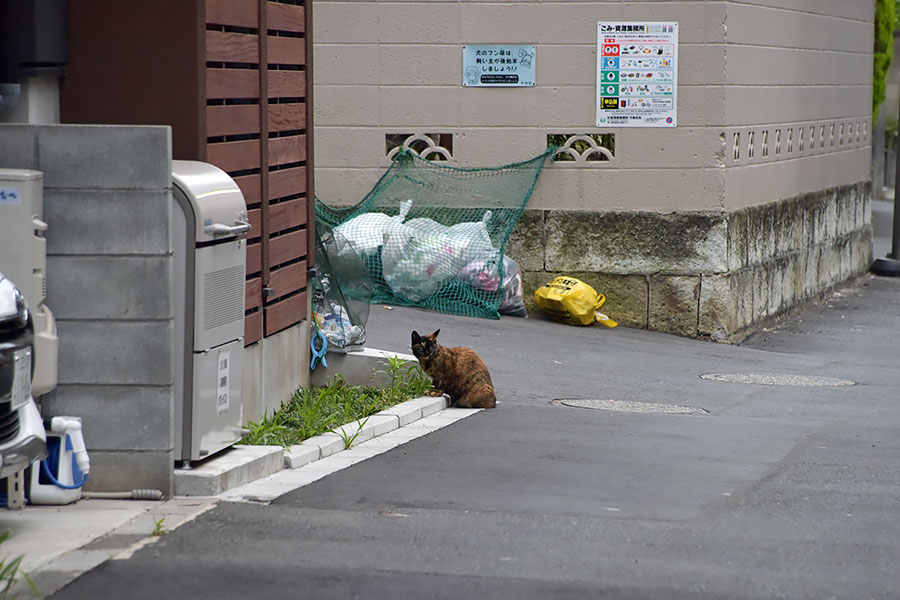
[552,398,708,415]
[700,373,856,387]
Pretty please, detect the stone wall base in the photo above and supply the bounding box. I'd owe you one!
[511,182,872,341]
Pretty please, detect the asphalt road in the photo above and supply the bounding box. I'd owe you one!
[48,269,900,599]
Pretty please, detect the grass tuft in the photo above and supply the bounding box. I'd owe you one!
[239,357,432,448]
[0,531,39,599]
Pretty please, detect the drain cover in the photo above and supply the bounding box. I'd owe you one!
[700,373,856,387]
[552,398,708,415]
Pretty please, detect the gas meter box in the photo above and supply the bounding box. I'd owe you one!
[172,161,250,463]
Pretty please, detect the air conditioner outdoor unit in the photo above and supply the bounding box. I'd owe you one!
[0,168,58,397]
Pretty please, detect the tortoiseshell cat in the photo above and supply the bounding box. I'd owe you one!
[411,329,496,409]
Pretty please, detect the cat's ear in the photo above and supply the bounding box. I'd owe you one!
[431,329,440,339]
[411,330,421,344]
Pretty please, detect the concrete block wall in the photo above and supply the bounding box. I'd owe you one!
[314,0,732,212]
[313,0,873,339]
[722,1,872,210]
[0,124,176,495]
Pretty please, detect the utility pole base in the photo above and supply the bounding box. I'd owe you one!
[871,256,900,277]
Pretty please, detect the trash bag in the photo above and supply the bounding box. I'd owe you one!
[534,276,617,327]
[457,254,527,317]
[312,224,373,351]
[381,222,455,302]
[333,199,413,259]
[382,209,499,303]
[498,257,527,317]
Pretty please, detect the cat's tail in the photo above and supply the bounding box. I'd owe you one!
[457,384,496,409]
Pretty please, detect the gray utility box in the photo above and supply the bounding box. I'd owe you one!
[172,161,250,463]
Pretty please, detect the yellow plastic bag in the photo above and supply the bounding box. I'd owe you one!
[534,276,618,327]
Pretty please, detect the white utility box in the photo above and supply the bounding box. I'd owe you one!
[172,161,250,463]
[0,169,57,397]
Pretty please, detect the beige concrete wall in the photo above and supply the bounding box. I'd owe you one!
[721,0,873,209]
[314,0,871,214]
[314,0,731,213]
[313,0,874,340]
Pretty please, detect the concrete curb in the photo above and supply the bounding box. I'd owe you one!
[175,395,448,496]
[174,446,285,497]
[309,347,419,388]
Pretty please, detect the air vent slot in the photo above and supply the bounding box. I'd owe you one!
[203,265,245,331]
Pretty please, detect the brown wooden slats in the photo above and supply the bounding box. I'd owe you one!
[268,70,306,98]
[269,166,306,199]
[267,261,307,300]
[269,135,306,166]
[246,242,262,275]
[269,198,307,233]
[206,104,260,138]
[202,3,310,345]
[264,291,307,337]
[232,173,261,205]
[245,278,262,310]
[268,103,305,132]
[267,2,304,33]
[267,36,305,65]
[207,69,259,99]
[245,311,263,345]
[207,139,261,172]
[206,0,258,28]
[206,30,259,63]
[246,207,262,236]
[268,230,307,267]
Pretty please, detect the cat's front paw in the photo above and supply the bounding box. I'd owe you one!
[426,389,444,397]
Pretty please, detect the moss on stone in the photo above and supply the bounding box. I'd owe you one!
[648,275,700,336]
[545,211,727,274]
[506,210,546,271]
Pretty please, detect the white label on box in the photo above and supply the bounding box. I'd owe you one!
[216,350,230,415]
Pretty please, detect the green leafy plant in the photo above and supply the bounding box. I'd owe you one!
[0,532,39,599]
[151,518,167,537]
[873,0,898,122]
[239,359,432,448]
[334,416,370,450]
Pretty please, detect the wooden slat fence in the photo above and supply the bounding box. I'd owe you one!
[205,0,313,345]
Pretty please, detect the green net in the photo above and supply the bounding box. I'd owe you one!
[315,148,554,319]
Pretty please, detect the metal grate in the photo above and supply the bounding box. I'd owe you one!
[203,265,245,331]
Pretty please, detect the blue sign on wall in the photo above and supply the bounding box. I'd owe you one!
[462,45,536,87]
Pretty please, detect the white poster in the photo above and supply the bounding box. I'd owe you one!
[462,44,536,87]
[596,22,678,127]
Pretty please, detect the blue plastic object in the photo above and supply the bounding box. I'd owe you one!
[310,327,328,370]
[39,434,88,490]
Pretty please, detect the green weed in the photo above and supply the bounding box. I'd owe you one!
[239,358,432,448]
[0,531,39,599]
[334,416,370,450]
[151,518,167,537]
